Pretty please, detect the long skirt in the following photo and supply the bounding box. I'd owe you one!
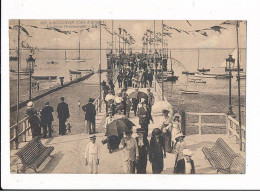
[173,158,185,174]
[123,160,135,174]
[162,131,172,153]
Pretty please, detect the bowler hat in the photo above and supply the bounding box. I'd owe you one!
[125,130,133,134]
[89,98,95,103]
[90,135,96,139]
[136,128,145,133]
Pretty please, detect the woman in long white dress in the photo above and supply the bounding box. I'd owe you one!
[171,113,182,149]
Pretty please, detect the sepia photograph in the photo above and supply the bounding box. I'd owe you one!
[8,19,246,175]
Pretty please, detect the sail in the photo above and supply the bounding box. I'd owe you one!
[220,48,243,68]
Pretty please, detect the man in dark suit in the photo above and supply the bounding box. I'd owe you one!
[82,98,96,134]
[40,102,54,138]
[57,97,70,135]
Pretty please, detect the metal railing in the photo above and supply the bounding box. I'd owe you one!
[10,117,31,150]
[186,112,246,151]
[226,115,246,149]
[10,70,117,150]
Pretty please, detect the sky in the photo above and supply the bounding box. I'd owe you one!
[9,20,247,50]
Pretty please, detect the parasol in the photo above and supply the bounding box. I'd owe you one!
[128,91,148,101]
[106,119,132,137]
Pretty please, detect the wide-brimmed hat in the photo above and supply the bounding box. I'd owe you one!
[90,135,96,139]
[175,133,185,140]
[136,128,146,134]
[152,128,162,136]
[27,101,34,107]
[183,149,193,156]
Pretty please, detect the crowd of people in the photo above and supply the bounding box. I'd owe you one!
[24,53,195,175]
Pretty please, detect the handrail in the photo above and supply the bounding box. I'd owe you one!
[186,112,245,151]
[10,116,31,150]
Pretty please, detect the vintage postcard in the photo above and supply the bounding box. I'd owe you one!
[8,19,246,176]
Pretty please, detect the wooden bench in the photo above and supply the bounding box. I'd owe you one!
[202,138,245,174]
[16,136,54,173]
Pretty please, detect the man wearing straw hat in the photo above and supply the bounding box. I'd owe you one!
[85,135,99,174]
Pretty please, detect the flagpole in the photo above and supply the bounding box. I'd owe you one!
[112,20,114,71]
[99,20,102,112]
[154,20,157,92]
[15,19,21,149]
[161,20,164,101]
[236,20,243,151]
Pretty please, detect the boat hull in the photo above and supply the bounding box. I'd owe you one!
[180,90,199,94]
[69,70,81,74]
[65,59,85,62]
[225,67,243,72]
[198,68,210,72]
[32,76,57,80]
[194,73,216,78]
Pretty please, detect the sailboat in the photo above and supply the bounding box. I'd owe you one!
[65,33,85,62]
[197,49,210,72]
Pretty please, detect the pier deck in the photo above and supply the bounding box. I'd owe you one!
[10,79,245,174]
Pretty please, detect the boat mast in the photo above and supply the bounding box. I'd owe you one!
[198,48,200,70]
[170,50,173,72]
[78,32,81,60]
[236,20,243,151]
[99,20,102,112]
[154,20,157,92]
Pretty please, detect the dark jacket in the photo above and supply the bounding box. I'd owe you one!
[82,103,96,122]
[57,102,70,120]
[40,105,54,124]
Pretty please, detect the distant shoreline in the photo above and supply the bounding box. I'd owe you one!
[9,47,247,51]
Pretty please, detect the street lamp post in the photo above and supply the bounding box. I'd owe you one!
[226,54,235,116]
[26,55,36,101]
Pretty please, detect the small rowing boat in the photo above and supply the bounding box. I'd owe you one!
[32,75,57,80]
[180,90,199,94]
[69,69,82,74]
[198,68,210,72]
[182,71,195,75]
[194,73,216,78]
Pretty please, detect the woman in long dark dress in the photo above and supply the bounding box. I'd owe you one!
[135,128,149,174]
[149,128,166,174]
[26,102,41,138]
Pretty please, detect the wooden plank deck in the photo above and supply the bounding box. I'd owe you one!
[10,80,245,174]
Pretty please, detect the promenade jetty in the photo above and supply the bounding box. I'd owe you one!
[10,76,245,174]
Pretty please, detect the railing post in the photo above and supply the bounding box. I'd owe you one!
[23,121,26,142]
[198,115,202,135]
[226,116,230,137]
[27,119,30,136]
[14,126,18,150]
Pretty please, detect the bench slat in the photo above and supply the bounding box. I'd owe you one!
[15,136,54,173]
[202,138,245,174]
